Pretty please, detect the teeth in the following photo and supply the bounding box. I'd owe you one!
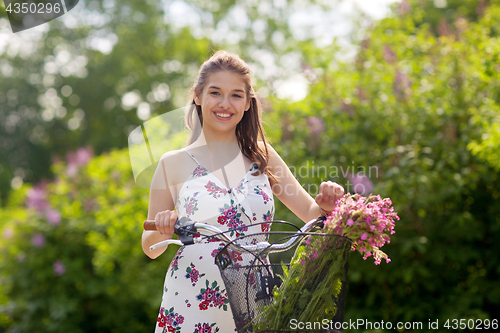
[216,113,231,118]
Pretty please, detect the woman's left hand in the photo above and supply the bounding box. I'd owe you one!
[315,181,345,213]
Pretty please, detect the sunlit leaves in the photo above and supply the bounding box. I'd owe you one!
[265,0,500,325]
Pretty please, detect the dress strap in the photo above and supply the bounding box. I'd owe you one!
[180,148,202,166]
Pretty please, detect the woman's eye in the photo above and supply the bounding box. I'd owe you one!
[233,94,242,98]
[210,91,219,95]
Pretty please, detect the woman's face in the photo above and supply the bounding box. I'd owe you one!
[194,70,251,139]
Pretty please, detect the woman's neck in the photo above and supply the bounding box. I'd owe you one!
[199,127,238,145]
[188,134,249,187]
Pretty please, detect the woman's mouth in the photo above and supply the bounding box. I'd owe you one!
[214,112,233,120]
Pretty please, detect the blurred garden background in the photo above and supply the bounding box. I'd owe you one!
[0,0,499,331]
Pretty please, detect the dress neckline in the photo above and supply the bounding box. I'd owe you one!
[196,164,258,191]
[176,149,262,204]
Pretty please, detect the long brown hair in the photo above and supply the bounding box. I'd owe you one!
[185,51,273,179]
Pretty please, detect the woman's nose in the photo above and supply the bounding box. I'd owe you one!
[219,96,229,109]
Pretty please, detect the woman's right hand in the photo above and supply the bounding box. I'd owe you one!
[154,210,178,238]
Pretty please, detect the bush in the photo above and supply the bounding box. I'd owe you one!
[264,0,500,329]
[0,149,177,332]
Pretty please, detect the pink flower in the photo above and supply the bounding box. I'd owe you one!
[67,147,93,166]
[66,147,93,176]
[76,147,93,165]
[66,164,78,177]
[346,173,373,195]
[324,193,398,265]
[46,209,61,225]
[383,45,397,64]
[26,184,49,212]
[398,0,411,16]
[175,315,184,325]
[53,260,66,275]
[31,233,45,248]
[307,117,325,135]
[2,228,13,240]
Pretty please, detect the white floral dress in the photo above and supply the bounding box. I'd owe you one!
[154,149,275,333]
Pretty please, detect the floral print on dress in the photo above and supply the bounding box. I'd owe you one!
[193,322,219,333]
[196,280,229,311]
[211,243,225,258]
[229,250,243,263]
[260,209,273,232]
[217,201,248,237]
[170,248,184,277]
[186,263,205,286]
[227,249,244,271]
[254,186,271,204]
[183,192,200,217]
[157,307,184,333]
[205,181,229,198]
[192,165,208,178]
[235,178,248,193]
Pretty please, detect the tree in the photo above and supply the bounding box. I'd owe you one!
[0,0,339,205]
[264,0,500,328]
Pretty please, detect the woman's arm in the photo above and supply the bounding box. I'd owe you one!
[265,144,344,223]
[141,155,178,259]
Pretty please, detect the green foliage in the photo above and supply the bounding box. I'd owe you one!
[1,0,500,331]
[0,149,178,332]
[264,0,500,329]
[0,0,340,205]
[255,236,348,331]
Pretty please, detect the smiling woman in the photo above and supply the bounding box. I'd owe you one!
[193,71,251,142]
[141,50,345,333]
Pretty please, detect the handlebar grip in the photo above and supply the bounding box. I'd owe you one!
[143,220,157,230]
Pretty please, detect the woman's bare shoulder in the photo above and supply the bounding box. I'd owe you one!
[159,149,187,165]
[158,149,195,181]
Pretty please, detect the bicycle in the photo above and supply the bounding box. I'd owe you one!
[144,217,352,333]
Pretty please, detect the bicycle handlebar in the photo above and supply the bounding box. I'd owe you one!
[144,216,326,253]
[143,221,157,230]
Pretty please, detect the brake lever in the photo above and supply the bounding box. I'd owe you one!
[316,215,326,229]
[174,217,198,245]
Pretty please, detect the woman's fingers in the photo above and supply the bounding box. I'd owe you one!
[317,181,345,211]
[155,210,177,238]
[168,210,178,236]
[315,192,324,205]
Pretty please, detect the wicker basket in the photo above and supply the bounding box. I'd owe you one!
[215,228,352,333]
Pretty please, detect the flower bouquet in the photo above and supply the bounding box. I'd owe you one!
[253,193,399,331]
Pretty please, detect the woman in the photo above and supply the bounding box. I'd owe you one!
[142,51,344,332]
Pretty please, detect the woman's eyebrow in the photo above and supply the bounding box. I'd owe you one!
[208,85,245,93]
